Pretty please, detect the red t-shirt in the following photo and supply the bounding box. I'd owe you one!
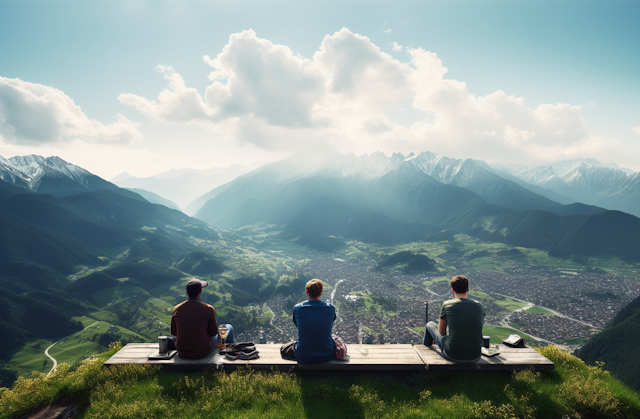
[170,300,219,359]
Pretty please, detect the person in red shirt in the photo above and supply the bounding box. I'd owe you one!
[168,279,234,359]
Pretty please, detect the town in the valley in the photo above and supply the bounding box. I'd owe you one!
[234,252,640,351]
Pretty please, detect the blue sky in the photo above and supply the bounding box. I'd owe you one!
[1,0,639,178]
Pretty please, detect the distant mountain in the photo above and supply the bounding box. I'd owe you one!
[406,152,561,211]
[0,154,124,197]
[281,196,437,248]
[576,295,640,390]
[111,162,266,212]
[193,149,640,261]
[492,159,640,218]
[124,188,181,211]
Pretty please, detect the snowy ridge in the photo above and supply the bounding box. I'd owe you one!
[0,153,114,195]
[0,155,31,186]
[491,158,640,217]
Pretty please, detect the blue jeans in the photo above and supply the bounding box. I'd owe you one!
[167,323,235,350]
[423,321,448,351]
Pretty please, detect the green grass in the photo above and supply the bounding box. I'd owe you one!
[524,307,555,315]
[423,277,449,287]
[7,340,53,379]
[88,310,120,323]
[494,299,527,311]
[482,325,536,345]
[468,291,493,300]
[1,345,639,419]
[73,316,98,328]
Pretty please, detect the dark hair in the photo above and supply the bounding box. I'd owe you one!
[306,279,323,299]
[186,283,203,299]
[451,275,469,294]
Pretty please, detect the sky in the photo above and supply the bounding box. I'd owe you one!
[1,0,639,179]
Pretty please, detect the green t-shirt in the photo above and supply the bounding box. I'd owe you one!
[440,298,485,362]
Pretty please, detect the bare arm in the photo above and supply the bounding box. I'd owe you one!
[438,318,448,336]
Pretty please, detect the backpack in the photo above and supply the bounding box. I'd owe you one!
[333,335,347,360]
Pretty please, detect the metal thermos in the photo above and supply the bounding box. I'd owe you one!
[158,336,169,354]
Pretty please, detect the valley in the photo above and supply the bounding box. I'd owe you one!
[2,151,640,391]
[7,226,639,382]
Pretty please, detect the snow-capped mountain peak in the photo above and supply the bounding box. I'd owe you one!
[0,154,117,196]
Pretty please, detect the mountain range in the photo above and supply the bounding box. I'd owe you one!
[192,148,640,260]
[492,158,640,218]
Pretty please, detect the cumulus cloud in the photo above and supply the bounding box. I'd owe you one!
[0,76,141,145]
[119,28,601,161]
[392,42,403,51]
[384,29,392,33]
[633,127,640,134]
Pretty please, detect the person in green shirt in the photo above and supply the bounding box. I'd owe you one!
[424,275,485,362]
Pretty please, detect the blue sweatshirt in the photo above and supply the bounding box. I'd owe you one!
[292,300,336,364]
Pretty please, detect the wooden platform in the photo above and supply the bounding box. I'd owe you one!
[105,343,554,371]
[414,345,555,371]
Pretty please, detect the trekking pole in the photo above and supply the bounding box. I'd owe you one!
[424,301,428,323]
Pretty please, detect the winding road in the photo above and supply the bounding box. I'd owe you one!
[265,305,283,335]
[491,291,596,328]
[331,279,345,305]
[45,321,99,376]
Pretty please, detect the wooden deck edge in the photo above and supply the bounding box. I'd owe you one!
[104,343,555,372]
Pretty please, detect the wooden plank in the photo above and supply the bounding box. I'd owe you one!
[219,344,425,371]
[413,345,554,371]
[105,343,222,368]
[105,343,554,372]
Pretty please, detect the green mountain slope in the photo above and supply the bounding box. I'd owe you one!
[0,187,226,369]
[576,295,640,390]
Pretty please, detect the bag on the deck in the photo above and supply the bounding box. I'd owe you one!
[333,335,347,360]
[280,341,296,360]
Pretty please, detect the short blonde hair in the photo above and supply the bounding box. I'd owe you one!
[306,279,323,299]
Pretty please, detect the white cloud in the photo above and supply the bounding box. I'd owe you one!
[119,65,213,124]
[384,29,392,33]
[0,76,141,145]
[633,127,640,134]
[392,42,403,51]
[119,28,603,162]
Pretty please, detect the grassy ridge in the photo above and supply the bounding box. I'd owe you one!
[1,344,639,419]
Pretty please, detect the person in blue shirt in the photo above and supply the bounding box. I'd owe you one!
[280,279,336,363]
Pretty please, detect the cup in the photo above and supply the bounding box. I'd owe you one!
[482,335,490,348]
[158,336,169,354]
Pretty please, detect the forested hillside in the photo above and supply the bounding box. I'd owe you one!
[577,295,640,390]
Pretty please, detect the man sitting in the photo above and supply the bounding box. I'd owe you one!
[424,275,485,362]
[281,279,336,363]
[169,279,234,359]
